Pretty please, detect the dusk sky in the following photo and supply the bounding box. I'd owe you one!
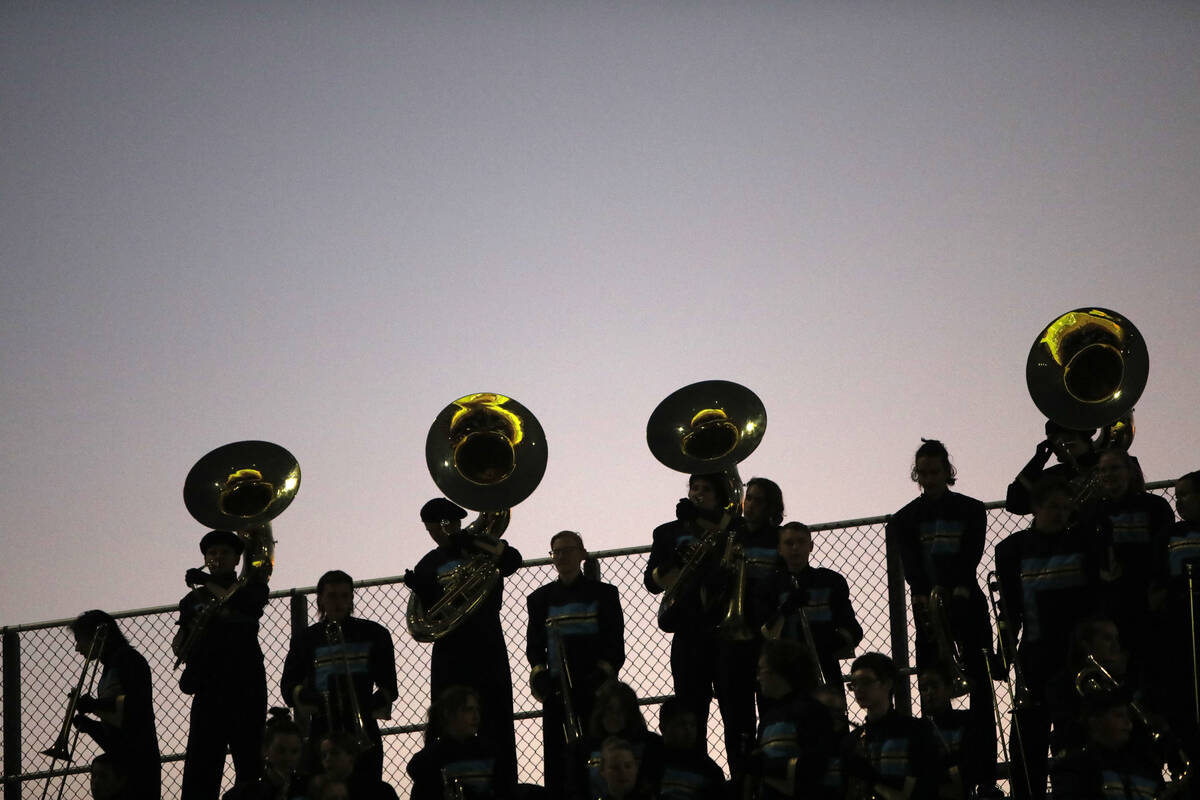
[3,2,1198,629]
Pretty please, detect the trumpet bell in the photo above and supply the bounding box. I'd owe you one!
[183,441,302,530]
[1025,307,1148,432]
[646,380,767,475]
[426,393,547,511]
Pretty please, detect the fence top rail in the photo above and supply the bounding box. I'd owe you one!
[3,480,1175,633]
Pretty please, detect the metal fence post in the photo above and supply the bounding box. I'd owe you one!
[883,520,913,715]
[289,590,307,639]
[3,627,20,800]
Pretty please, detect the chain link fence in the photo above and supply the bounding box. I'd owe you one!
[1,482,1177,799]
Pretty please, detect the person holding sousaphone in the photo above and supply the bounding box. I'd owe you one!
[405,496,523,789]
[177,529,270,799]
[527,530,625,799]
[178,440,300,800]
[67,610,161,799]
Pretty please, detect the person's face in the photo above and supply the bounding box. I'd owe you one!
[850,668,891,714]
[1086,622,1123,666]
[661,712,699,750]
[914,456,949,496]
[600,748,639,795]
[447,695,481,740]
[550,535,585,581]
[601,695,629,734]
[204,543,240,575]
[73,629,93,657]
[1052,433,1092,463]
[424,518,460,546]
[1177,478,1200,523]
[1089,705,1133,749]
[319,740,355,780]
[917,672,951,713]
[756,655,791,699]
[266,733,303,774]
[743,484,770,527]
[1098,451,1132,499]
[1032,491,1072,534]
[779,527,812,571]
[688,478,721,514]
[318,582,354,622]
[89,761,124,800]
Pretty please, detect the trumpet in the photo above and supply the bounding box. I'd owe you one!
[320,619,375,753]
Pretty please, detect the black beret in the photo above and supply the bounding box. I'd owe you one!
[420,498,468,523]
[199,529,244,557]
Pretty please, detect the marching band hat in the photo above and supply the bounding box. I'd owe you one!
[420,497,468,523]
[199,529,244,556]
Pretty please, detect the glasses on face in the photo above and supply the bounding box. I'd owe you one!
[549,546,582,557]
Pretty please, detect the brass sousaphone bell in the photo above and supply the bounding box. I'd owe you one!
[1026,307,1148,444]
[183,440,302,582]
[647,380,767,640]
[408,392,548,642]
[646,379,767,507]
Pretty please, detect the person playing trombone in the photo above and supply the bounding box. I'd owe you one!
[527,530,625,799]
[68,610,161,799]
[281,570,397,785]
[177,529,270,799]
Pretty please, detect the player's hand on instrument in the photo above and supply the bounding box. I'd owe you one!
[401,569,416,588]
[293,685,322,715]
[74,693,97,714]
[529,666,551,702]
[185,567,211,587]
[675,498,700,522]
[448,532,479,553]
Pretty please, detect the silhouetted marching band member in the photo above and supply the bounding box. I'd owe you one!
[1044,615,1133,760]
[406,496,522,784]
[281,570,397,785]
[746,638,840,800]
[222,709,304,800]
[841,652,946,800]
[886,439,997,796]
[69,610,161,800]
[1049,689,1166,800]
[1004,421,1098,516]
[714,477,785,780]
[177,529,269,799]
[1093,448,1174,667]
[917,664,993,800]
[993,476,1114,800]
[654,698,725,800]
[407,685,513,800]
[645,474,729,749]
[528,530,625,799]
[317,732,399,800]
[1149,470,1200,756]
[580,681,664,799]
[759,520,863,716]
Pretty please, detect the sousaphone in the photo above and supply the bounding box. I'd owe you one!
[1026,307,1148,448]
[408,392,548,642]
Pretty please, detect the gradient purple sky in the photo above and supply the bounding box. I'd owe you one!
[3,2,1198,627]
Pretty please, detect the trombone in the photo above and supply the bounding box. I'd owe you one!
[985,570,1033,800]
[40,624,108,800]
[319,618,376,754]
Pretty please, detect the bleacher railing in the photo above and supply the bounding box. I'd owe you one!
[0,481,1176,799]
